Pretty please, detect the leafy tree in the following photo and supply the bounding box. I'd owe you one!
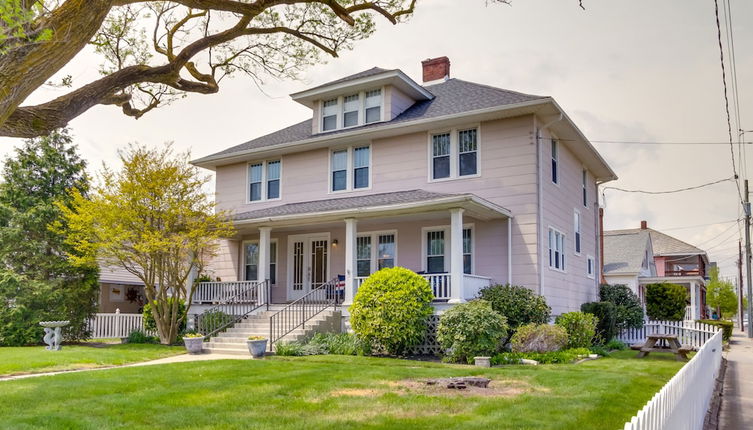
[0,129,98,344]
[599,284,644,329]
[60,144,233,344]
[706,266,737,319]
[645,283,687,321]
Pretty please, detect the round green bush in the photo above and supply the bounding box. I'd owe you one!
[477,284,551,342]
[581,301,617,344]
[510,323,568,353]
[349,267,433,355]
[436,300,508,363]
[143,298,187,334]
[645,283,687,321]
[599,284,645,329]
[555,311,598,349]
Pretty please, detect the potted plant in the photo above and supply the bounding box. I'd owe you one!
[183,332,205,354]
[247,336,268,358]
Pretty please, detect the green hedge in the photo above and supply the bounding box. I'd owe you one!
[697,319,733,342]
[436,300,508,363]
[491,348,591,365]
[581,301,617,344]
[645,283,687,321]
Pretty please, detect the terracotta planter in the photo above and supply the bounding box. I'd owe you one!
[247,339,268,358]
[183,336,205,354]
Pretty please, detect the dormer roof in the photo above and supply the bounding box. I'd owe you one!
[290,67,433,108]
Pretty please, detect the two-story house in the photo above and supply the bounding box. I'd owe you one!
[190,57,617,352]
[603,220,709,320]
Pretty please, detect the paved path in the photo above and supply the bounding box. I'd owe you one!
[720,330,753,430]
[0,352,251,382]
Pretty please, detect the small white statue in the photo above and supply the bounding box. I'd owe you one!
[39,321,70,351]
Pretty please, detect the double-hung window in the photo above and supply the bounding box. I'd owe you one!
[330,146,370,192]
[582,169,588,207]
[244,241,277,283]
[574,210,581,255]
[319,89,383,132]
[343,94,359,128]
[548,227,565,271]
[322,99,338,131]
[248,160,281,202]
[424,227,473,274]
[462,228,472,274]
[430,127,478,180]
[364,89,382,123]
[356,232,396,277]
[551,139,558,184]
[587,255,595,279]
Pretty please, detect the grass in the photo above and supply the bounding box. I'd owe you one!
[0,343,185,377]
[0,350,685,429]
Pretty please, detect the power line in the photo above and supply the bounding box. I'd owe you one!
[658,219,739,232]
[603,176,734,195]
[590,140,753,145]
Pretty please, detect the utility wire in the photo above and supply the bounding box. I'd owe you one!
[658,219,739,232]
[602,177,734,195]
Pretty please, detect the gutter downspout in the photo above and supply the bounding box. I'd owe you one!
[536,113,563,296]
[508,216,513,285]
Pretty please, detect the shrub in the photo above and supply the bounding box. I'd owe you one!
[510,323,568,353]
[581,302,617,344]
[350,267,433,355]
[645,283,687,321]
[143,298,187,333]
[555,312,597,349]
[605,338,628,351]
[698,319,733,342]
[477,284,551,343]
[274,341,305,356]
[196,309,233,334]
[599,284,644,329]
[126,329,158,344]
[307,333,370,356]
[436,300,508,363]
[491,348,591,365]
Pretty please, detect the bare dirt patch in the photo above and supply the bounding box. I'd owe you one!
[330,377,533,399]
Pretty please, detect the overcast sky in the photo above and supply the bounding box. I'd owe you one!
[1,0,751,280]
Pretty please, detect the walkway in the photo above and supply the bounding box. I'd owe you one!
[719,330,753,429]
[0,352,251,382]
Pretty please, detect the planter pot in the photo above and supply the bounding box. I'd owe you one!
[247,339,268,358]
[183,336,205,354]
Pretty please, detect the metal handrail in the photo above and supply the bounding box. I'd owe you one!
[195,280,270,338]
[268,277,340,351]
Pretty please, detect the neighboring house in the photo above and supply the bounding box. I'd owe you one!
[189,57,617,351]
[603,221,709,320]
[98,263,146,313]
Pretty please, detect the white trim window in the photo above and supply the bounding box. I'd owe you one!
[574,210,582,255]
[343,94,360,127]
[429,126,479,181]
[426,230,446,273]
[587,255,595,279]
[330,145,370,192]
[322,98,338,131]
[364,89,382,124]
[462,228,472,275]
[582,169,588,207]
[551,139,558,184]
[248,160,281,202]
[244,240,278,283]
[356,232,396,277]
[548,227,565,271]
[423,226,473,274]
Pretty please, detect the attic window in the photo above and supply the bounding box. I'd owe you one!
[343,94,359,127]
[319,89,383,132]
[322,99,338,131]
[365,89,382,123]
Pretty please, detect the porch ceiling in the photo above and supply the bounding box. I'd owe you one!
[638,275,706,286]
[230,189,510,233]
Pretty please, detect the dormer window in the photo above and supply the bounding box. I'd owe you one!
[365,89,382,123]
[322,99,338,131]
[343,94,359,127]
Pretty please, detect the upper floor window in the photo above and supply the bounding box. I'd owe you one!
[319,89,382,132]
[248,160,281,202]
[587,255,595,279]
[548,227,565,271]
[551,139,558,184]
[582,169,588,207]
[330,145,370,192]
[430,127,479,181]
[574,210,581,255]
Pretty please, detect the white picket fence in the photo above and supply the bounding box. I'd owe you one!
[88,311,154,338]
[617,320,717,350]
[622,325,723,430]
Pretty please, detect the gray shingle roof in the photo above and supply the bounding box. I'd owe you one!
[608,228,706,256]
[233,189,457,221]
[603,230,651,274]
[201,77,545,160]
[299,67,394,93]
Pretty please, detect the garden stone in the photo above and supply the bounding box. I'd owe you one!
[520,359,539,365]
[474,356,491,367]
[39,321,69,351]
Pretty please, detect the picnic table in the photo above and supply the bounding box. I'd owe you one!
[631,333,692,361]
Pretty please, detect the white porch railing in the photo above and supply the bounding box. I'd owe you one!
[617,320,717,350]
[87,310,154,339]
[192,280,263,304]
[354,273,491,301]
[622,329,723,430]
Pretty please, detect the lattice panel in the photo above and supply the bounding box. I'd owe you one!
[408,314,443,356]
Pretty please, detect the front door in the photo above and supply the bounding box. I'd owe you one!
[288,234,329,301]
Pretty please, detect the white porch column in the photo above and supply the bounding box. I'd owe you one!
[258,227,271,303]
[690,281,698,320]
[344,218,357,306]
[449,208,465,303]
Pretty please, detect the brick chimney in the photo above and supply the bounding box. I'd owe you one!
[640,220,648,230]
[421,57,450,83]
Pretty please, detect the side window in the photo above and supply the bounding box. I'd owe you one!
[582,169,588,207]
[551,139,558,184]
[431,133,451,180]
[462,228,472,274]
[548,227,565,271]
[364,89,382,123]
[458,129,477,176]
[587,255,595,279]
[574,210,581,255]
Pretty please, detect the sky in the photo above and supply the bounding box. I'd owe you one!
[1,0,752,280]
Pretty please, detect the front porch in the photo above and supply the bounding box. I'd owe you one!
[195,190,511,308]
[638,276,707,321]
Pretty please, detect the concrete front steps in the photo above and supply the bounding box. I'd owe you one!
[203,306,341,355]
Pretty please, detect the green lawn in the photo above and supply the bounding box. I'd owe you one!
[0,343,185,377]
[0,351,684,429]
